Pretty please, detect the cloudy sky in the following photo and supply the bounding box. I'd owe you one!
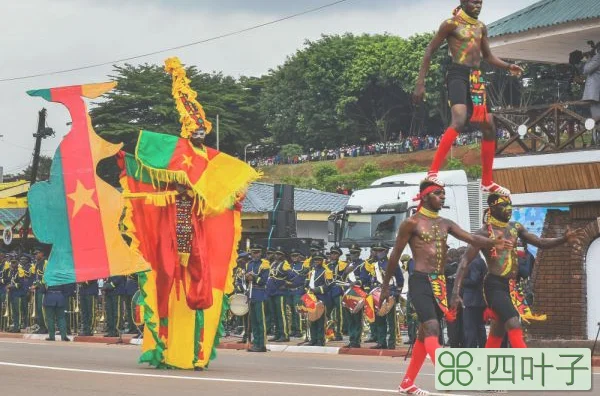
[0,0,539,174]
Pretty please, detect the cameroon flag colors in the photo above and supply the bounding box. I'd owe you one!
[120,129,259,369]
[27,83,149,286]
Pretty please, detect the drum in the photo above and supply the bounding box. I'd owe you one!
[369,287,396,317]
[230,294,249,316]
[342,285,367,314]
[299,292,325,322]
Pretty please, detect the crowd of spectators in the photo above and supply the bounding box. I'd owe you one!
[247,131,488,167]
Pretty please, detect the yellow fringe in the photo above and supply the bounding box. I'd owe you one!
[118,176,148,270]
[164,57,213,139]
[123,191,178,207]
[520,312,547,324]
[178,253,190,268]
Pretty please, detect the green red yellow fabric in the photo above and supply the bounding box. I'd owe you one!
[119,130,259,369]
[428,273,457,322]
[27,83,149,286]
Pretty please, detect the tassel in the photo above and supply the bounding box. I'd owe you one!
[521,312,547,324]
[445,308,457,323]
[470,105,488,123]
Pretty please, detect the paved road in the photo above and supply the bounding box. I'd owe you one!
[0,339,598,395]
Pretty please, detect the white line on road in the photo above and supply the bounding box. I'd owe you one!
[309,366,435,376]
[0,361,475,396]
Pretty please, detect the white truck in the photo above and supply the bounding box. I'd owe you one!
[328,170,485,259]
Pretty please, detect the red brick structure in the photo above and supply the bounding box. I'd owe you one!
[528,207,600,339]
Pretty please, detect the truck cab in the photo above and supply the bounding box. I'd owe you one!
[328,170,471,259]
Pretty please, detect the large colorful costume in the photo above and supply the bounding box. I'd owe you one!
[27,83,149,285]
[119,57,259,369]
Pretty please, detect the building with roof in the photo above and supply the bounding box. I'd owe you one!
[0,180,29,248]
[486,1,600,343]
[488,0,600,64]
[241,182,349,243]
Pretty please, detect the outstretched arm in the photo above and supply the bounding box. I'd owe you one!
[448,220,512,250]
[481,25,523,76]
[518,224,584,250]
[413,20,456,103]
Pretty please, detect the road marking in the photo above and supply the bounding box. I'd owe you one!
[0,361,476,395]
[309,366,435,376]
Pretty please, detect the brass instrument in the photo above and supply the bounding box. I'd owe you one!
[2,292,9,318]
[31,288,37,319]
[75,285,80,313]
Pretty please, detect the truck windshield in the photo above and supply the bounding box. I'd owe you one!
[342,213,406,244]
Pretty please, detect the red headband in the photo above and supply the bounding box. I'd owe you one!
[413,185,444,211]
[413,185,444,203]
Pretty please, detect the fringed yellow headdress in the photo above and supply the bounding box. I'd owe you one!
[164,57,213,139]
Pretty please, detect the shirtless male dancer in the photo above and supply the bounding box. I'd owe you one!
[414,0,523,195]
[380,180,511,395]
[451,194,583,348]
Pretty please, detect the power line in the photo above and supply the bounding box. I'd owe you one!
[0,0,354,83]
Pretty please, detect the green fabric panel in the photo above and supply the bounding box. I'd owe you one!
[28,151,76,286]
[26,89,52,102]
[136,130,179,169]
[124,153,153,184]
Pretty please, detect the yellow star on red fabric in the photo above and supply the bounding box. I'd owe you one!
[181,154,193,169]
[67,180,98,217]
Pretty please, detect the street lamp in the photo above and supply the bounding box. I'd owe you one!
[244,143,252,163]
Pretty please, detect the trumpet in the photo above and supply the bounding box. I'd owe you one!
[31,288,36,319]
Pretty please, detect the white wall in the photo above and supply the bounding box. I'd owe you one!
[586,238,600,339]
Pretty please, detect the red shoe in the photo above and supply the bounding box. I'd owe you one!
[481,182,510,196]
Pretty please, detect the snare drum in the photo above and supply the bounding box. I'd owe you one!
[369,287,396,317]
[230,293,249,316]
[299,292,325,322]
[342,285,367,314]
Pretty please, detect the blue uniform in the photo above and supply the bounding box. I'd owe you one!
[43,284,69,341]
[247,259,270,302]
[247,257,270,350]
[307,264,332,346]
[373,256,404,349]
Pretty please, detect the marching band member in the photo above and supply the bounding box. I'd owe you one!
[6,258,25,333]
[32,247,47,334]
[371,242,404,349]
[267,246,292,342]
[344,243,374,348]
[327,246,347,341]
[307,250,332,346]
[246,244,270,352]
[233,251,250,344]
[287,248,310,338]
[78,279,98,336]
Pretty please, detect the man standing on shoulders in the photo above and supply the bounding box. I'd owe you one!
[451,194,583,349]
[381,180,509,395]
[414,0,523,195]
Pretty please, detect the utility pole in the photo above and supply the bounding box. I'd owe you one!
[20,109,54,248]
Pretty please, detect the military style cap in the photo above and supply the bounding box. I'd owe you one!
[289,248,302,256]
[312,251,325,260]
[371,242,389,251]
[237,251,250,259]
[275,246,287,255]
[249,243,263,251]
[330,246,343,255]
[349,243,361,253]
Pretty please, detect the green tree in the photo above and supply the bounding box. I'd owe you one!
[90,63,266,155]
[260,33,447,150]
[17,155,52,182]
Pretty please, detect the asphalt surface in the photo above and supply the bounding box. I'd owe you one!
[0,339,599,396]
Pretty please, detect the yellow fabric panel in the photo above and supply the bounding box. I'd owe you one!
[196,152,260,215]
[197,289,223,368]
[163,275,196,369]
[141,271,159,354]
